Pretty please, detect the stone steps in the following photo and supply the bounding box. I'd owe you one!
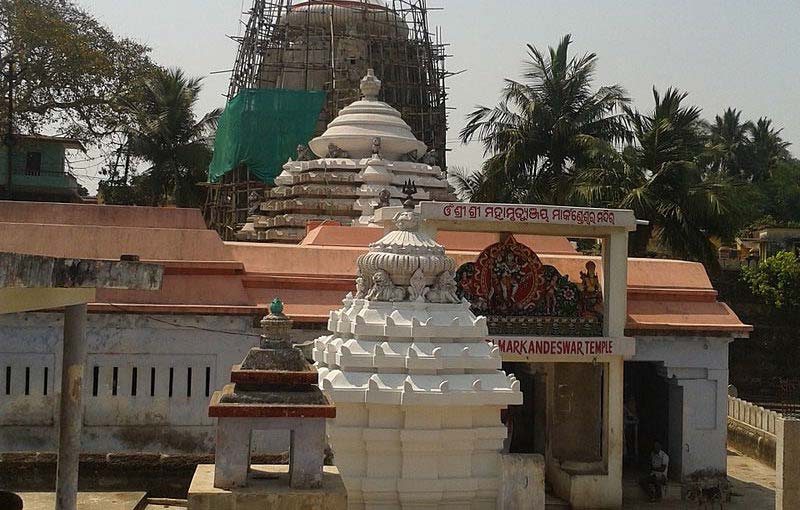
[545,493,571,508]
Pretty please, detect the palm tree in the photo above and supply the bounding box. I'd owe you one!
[456,35,630,204]
[124,67,222,206]
[576,88,745,266]
[707,108,753,177]
[744,118,791,182]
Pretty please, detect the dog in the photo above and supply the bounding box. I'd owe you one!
[686,484,724,509]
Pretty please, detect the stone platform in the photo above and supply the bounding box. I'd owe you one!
[188,465,347,510]
[18,491,146,510]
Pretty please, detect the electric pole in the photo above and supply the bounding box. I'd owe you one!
[3,57,15,200]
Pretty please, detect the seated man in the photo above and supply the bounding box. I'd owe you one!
[640,440,669,502]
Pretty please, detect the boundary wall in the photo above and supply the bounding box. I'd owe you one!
[727,395,800,509]
[727,396,779,467]
[0,312,320,455]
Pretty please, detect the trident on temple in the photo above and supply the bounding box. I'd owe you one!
[401,179,418,210]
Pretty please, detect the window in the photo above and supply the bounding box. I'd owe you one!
[25,151,42,176]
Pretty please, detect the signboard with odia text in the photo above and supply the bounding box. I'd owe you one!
[488,336,636,361]
[420,201,633,228]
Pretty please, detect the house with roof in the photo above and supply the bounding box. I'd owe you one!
[0,134,86,202]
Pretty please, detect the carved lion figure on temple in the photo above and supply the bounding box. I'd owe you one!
[365,270,405,302]
[355,269,370,299]
[426,271,460,304]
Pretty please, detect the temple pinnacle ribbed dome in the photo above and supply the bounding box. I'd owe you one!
[308,69,428,160]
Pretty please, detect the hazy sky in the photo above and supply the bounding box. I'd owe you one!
[74,0,800,189]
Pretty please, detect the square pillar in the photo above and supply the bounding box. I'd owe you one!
[214,418,252,489]
[777,418,800,510]
[606,358,624,505]
[602,231,628,338]
[289,418,326,489]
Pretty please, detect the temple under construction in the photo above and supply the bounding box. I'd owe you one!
[203,0,448,240]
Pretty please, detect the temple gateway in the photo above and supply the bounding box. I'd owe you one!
[305,199,747,509]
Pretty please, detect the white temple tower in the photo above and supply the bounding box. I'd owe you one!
[242,70,452,242]
[313,202,522,509]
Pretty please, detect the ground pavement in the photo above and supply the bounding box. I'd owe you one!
[141,450,776,510]
[622,449,775,509]
[19,491,146,510]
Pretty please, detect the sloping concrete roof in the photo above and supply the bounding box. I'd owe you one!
[0,201,752,336]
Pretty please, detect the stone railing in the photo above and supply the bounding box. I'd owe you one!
[727,395,800,510]
[727,395,778,467]
[728,396,780,435]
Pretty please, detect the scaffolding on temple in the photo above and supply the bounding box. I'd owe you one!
[203,0,448,240]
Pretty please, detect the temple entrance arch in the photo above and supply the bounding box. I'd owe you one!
[374,201,638,509]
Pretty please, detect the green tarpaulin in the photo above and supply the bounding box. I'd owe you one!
[208,88,326,184]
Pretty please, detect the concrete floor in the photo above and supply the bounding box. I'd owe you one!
[622,449,775,509]
[140,450,778,510]
[18,491,146,510]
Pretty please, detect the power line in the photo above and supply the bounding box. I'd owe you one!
[106,302,263,339]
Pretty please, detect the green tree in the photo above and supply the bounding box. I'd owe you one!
[101,68,221,207]
[707,108,753,178]
[454,35,630,204]
[737,157,800,228]
[744,118,791,182]
[742,251,800,309]
[576,88,745,266]
[0,0,154,143]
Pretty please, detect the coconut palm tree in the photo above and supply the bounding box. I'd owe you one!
[744,118,791,182]
[455,35,630,204]
[576,88,745,266]
[707,108,753,177]
[123,67,222,206]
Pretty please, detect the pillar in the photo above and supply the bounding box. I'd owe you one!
[606,357,624,506]
[776,418,800,510]
[602,231,628,338]
[55,304,87,510]
[214,419,252,489]
[289,418,326,489]
[601,232,628,508]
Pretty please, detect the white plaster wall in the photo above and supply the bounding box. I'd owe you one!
[0,312,269,454]
[631,336,731,477]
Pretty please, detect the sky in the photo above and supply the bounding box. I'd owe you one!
[74,0,800,191]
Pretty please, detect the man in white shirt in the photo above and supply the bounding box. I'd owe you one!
[640,440,669,501]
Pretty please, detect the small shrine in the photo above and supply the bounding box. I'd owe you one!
[238,70,453,242]
[203,299,336,490]
[313,194,522,508]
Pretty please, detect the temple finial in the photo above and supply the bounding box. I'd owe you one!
[361,69,381,100]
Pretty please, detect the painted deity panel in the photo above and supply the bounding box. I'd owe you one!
[456,235,604,336]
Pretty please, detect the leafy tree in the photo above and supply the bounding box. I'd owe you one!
[742,251,800,309]
[752,159,800,224]
[100,68,221,207]
[0,0,155,143]
[576,88,746,265]
[455,35,630,204]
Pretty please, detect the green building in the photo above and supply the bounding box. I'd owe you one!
[0,134,85,202]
